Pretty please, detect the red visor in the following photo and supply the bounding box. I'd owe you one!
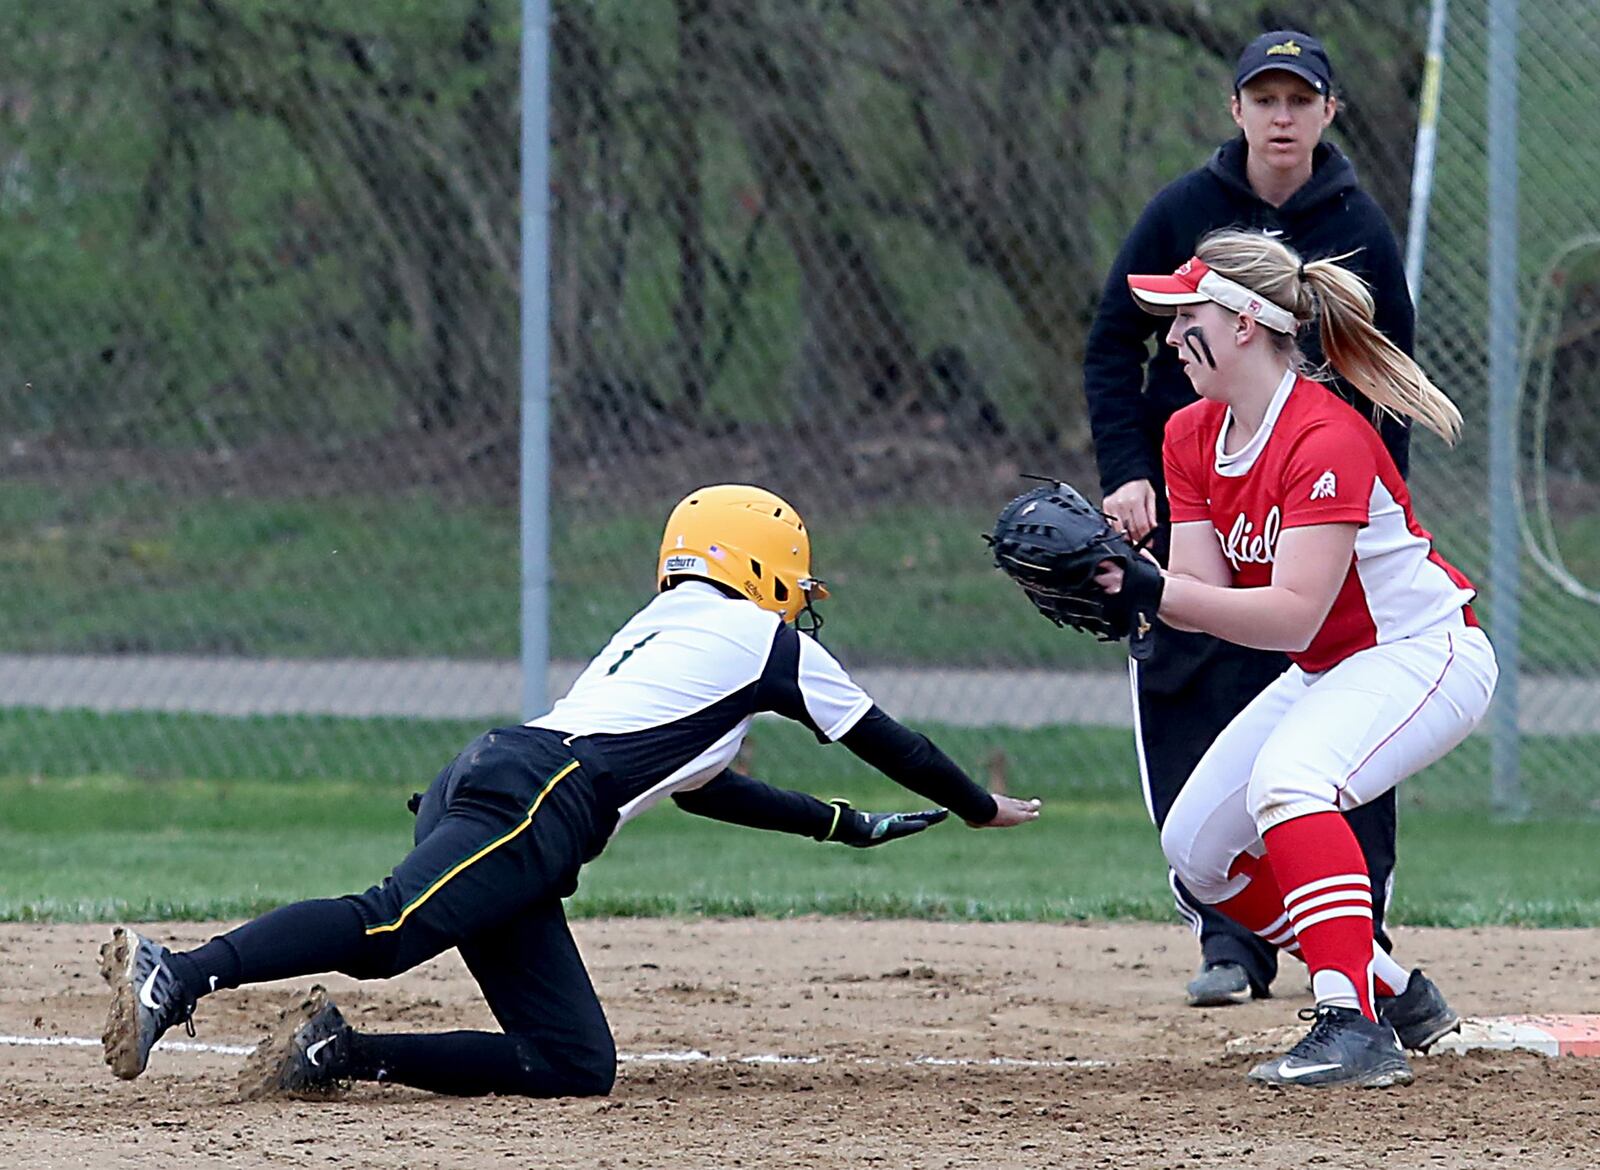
[1126,257,1212,305]
[1127,257,1298,334]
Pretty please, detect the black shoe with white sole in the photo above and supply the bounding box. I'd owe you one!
[1247,1005,1414,1089]
[1377,969,1460,1052]
[238,985,354,1100]
[99,926,196,1080]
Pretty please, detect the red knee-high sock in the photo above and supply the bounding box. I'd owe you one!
[1213,851,1303,963]
[1263,811,1377,1020]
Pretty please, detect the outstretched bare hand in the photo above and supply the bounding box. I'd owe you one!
[970,795,1042,828]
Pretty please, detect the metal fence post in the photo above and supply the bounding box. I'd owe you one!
[1404,0,1450,302]
[1487,0,1523,815]
[520,0,552,721]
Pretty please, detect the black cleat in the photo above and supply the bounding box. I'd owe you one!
[1186,961,1252,1007]
[99,926,196,1080]
[238,985,354,1101]
[1248,1005,1414,1089]
[1378,969,1461,1052]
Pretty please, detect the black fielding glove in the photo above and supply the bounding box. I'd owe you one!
[988,479,1162,659]
[820,799,950,847]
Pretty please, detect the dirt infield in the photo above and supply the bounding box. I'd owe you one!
[2,920,1597,1169]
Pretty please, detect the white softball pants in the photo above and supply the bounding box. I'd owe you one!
[1161,624,1498,905]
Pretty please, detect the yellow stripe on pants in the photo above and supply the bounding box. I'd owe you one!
[365,759,582,936]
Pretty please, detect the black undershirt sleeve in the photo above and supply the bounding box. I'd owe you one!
[837,706,999,825]
[671,768,836,839]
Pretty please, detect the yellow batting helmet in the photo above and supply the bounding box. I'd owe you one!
[658,484,829,622]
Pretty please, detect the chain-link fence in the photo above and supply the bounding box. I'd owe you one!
[1410,0,1600,811]
[0,1,1593,814]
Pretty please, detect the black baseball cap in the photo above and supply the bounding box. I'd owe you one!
[1234,31,1333,96]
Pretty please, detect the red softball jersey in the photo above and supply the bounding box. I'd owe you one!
[1163,371,1477,673]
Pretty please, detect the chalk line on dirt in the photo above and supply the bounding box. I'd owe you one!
[0,1033,1106,1069]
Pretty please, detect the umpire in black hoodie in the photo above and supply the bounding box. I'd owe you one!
[1083,31,1408,1007]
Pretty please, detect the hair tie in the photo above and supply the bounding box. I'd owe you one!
[1297,263,1307,281]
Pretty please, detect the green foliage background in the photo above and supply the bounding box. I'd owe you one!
[0,1,1598,815]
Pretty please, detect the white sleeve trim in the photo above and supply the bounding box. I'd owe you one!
[818,693,875,742]
[795,635,876,742]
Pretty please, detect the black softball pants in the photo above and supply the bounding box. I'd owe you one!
[192,726,618,1097]
[1133,628,1397,997]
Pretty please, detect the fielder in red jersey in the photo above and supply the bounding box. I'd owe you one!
[1163,371,1478,675]
[1095,229,1498,1089]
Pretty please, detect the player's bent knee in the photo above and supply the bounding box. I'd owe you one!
[1158,827,1212,901]
[1172,862,1233,905]
[333,934,410,981]
[562,1053,617,1098]
[1246,762,1338,830]
[1159,817,1253,904]
[1158,820,1190,878]
[1158,831,1198,892]
[510,1034,616,1097]
[335,888,442,980]
[569,1033,618,1097]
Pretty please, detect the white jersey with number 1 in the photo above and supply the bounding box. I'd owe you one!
[527,581,873,828]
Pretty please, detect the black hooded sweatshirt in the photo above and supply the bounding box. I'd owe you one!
[1083,137,1414,503]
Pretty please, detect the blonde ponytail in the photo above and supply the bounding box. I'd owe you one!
[1301,259,1462,444]
[1194,230,1463,445]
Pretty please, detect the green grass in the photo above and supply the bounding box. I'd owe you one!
[0,483,522,659]
[6,478,1600,674]
[0,712,1596,925]
[0,482,1126,669]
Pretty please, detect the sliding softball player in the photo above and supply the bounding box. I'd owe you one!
[101,484,1040,1098]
